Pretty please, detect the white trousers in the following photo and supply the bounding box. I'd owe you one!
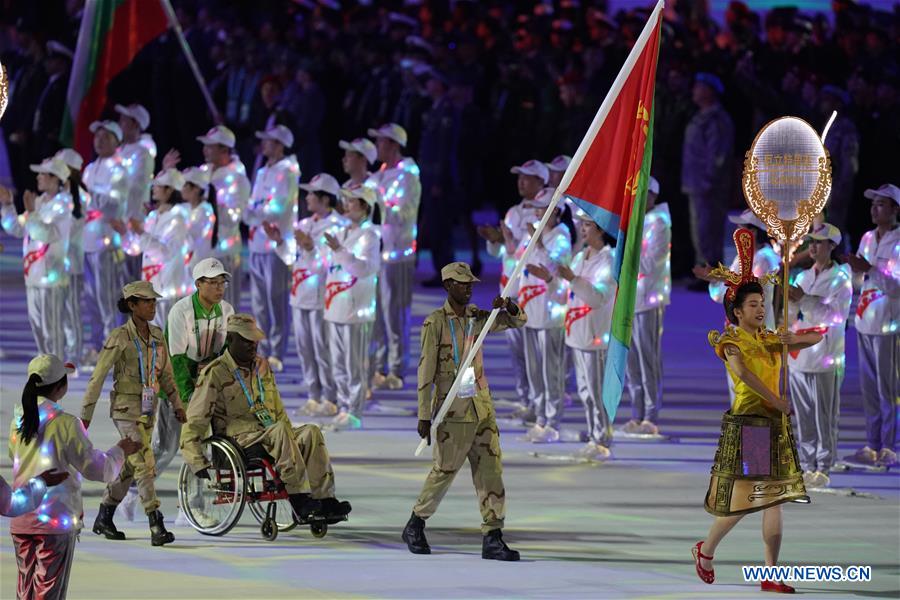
[573,347,612,445]
[372,260,414,378]
[328,321,372,416]
[505,327,528,405]
[292,306,336,403]
[26,285,66,359]
[625,307,664,423]
[524,327,566,428]
[789,370,841,473]
[61,272,83,363]
[220,253,242,310]
[249,252,290,361]
[84,250,122,350]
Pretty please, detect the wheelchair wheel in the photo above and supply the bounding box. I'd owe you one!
[248,499,298,533]
[261,518,278,541]
[310,522,328,538]
[177,438,247,536]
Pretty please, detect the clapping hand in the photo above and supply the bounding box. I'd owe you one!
[788,286,805,302]
[23,190,36,213]
[128,218,144,235]
[324,232,341,251]
[0,186,14,205]
[262,221,283,243]
[477,225,503,244]
[556,264,575,281]
[294,229,314,251]
[841,253,871,273]
[526,263,553,282]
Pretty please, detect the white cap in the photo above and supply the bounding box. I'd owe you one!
[339,138,377,164]
[530,187,557,209]
[510,159,550,185]
[341,183,377,207]
[196,125,236,148]
[367,123,407,147]
[114,103,151,130]
[255,124,294,148]
[648,176,660,195]
[192,257,231,281]
[46,40,74,60]
[182,166,211,189]
[300,173,342,197]
[863,183,900,207]
[54,148,83,171]
[728,208,767,231]
[90,120,123,142]
[545,155,571,172]
[30,157,70,182]
[806,222,842,245]
[152,168,185,191]
[28,354,75,385]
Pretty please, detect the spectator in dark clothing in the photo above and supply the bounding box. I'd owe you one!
[418,69,461,286]
[282,66,326,180]
[30,41,70,164]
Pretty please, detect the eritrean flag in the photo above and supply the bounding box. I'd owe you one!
[61,0,170,158]
[556,0,663,424]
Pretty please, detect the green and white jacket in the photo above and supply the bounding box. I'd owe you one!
[166,293,234,402]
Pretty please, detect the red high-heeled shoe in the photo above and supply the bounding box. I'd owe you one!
[692,541,715,584]
[761,580,795,593]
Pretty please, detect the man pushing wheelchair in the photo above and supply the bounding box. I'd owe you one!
[181,313,352,523]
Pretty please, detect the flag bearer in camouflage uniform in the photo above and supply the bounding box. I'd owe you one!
[181,314,352,522]
[402,262,525,561]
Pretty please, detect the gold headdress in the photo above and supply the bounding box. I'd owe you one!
[709,228,779,302]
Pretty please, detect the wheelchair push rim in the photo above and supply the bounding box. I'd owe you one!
[177,438,247,536]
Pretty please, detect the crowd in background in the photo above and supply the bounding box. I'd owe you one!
[2,0,899,278]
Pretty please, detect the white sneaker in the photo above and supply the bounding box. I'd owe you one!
[315,401,339,417]
[371,373,388,389]
[295,399,322,417]
[877,448,898,467]
[525,424,545,442]
[120,488,139,522]
[577,442,611,461]
[621,420,642,434]
[530,425,560,444]
[267,356,284,373]
[639,420,659,435]
[813,471,831,488]
[802,471,818,487]
[385,374,404,390]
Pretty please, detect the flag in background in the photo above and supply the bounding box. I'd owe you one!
[557,0,663,424]
[61,0,169,158]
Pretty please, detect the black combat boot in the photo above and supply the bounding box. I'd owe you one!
[148,510,175,546]
[92,503,126,540]
[288,493,323,522]
[320,497,352,520]
[482,529,520,561]
[401,512,431,555]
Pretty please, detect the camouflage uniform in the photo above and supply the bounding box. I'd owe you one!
[412,295,526,533]
[81,317,181,515]
[181,349,335,498]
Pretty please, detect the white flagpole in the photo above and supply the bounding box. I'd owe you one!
[414,0,666,456]
[158,0,223,124]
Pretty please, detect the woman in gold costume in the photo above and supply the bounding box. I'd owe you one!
[692,229,823,594]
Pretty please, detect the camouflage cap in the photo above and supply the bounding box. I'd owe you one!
[440,261,480,283]
[227,313,266,342]
[122,280,162,300]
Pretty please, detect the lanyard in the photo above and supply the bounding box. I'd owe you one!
[133,338,157,387]
[193,313,220,360]
[234,369,265,410]
[447,317,474,369]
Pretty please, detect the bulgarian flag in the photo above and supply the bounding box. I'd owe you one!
[556,0,663,424]
[61,0,170,158]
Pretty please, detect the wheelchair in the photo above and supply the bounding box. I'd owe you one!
[177,435,346,541]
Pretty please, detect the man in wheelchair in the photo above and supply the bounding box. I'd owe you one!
[181,314,352,522]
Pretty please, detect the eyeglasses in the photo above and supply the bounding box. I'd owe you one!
[199,278,229,289]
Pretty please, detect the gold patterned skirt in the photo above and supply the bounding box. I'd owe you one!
[704,411,810,517]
